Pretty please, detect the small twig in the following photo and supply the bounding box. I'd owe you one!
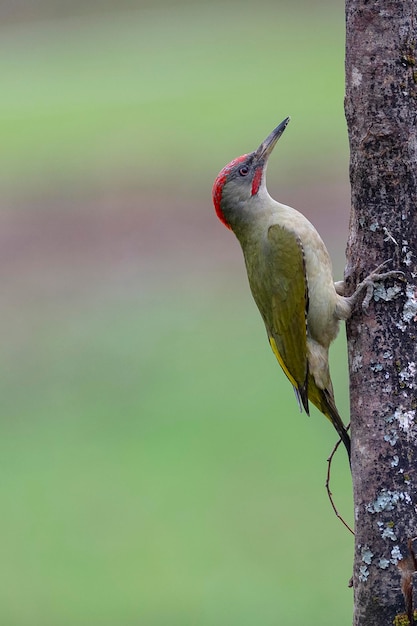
[326,432,355,536]
[383,226,399,246]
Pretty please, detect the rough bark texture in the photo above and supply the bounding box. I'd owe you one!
[345,1,417,625]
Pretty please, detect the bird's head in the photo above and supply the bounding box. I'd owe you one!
[212,117,290,232]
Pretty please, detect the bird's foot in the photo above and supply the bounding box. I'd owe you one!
[346,259,405,311]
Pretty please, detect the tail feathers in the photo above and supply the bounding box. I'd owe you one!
[321,389,351,463]
[306,381,351,463]
[324,392,350,465]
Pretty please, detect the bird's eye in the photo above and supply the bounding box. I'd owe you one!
[239,166,249,176]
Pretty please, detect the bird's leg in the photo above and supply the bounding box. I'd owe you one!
[334,280,346,296]
[335,260,405,312]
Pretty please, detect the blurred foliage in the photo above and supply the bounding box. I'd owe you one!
[1,286,353,626]
[0,0,347,198]
[0,1,354,625]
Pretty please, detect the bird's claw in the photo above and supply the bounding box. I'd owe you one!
[359,265,405,312]
[348,260,405,312]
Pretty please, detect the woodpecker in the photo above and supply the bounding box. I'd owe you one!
[212,117,401,461]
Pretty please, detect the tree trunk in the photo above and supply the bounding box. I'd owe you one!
[345,1,417,624]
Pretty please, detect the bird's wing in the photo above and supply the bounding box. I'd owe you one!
[265,223,309,412]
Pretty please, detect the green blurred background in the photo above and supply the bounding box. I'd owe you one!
[1,1,354,624]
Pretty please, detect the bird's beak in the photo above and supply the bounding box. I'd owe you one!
[255,117,290,161]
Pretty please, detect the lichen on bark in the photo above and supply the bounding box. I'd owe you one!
[345,1,417,624]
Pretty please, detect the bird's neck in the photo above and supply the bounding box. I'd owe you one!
[232,193,282,247]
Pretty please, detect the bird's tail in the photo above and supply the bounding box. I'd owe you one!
[308,380,351,463]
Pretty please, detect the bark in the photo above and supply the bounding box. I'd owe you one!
[345,1,417,625]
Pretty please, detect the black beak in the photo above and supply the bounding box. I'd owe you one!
[255,117,291,161]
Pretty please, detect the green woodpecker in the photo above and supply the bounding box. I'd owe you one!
[212,117,400,461]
